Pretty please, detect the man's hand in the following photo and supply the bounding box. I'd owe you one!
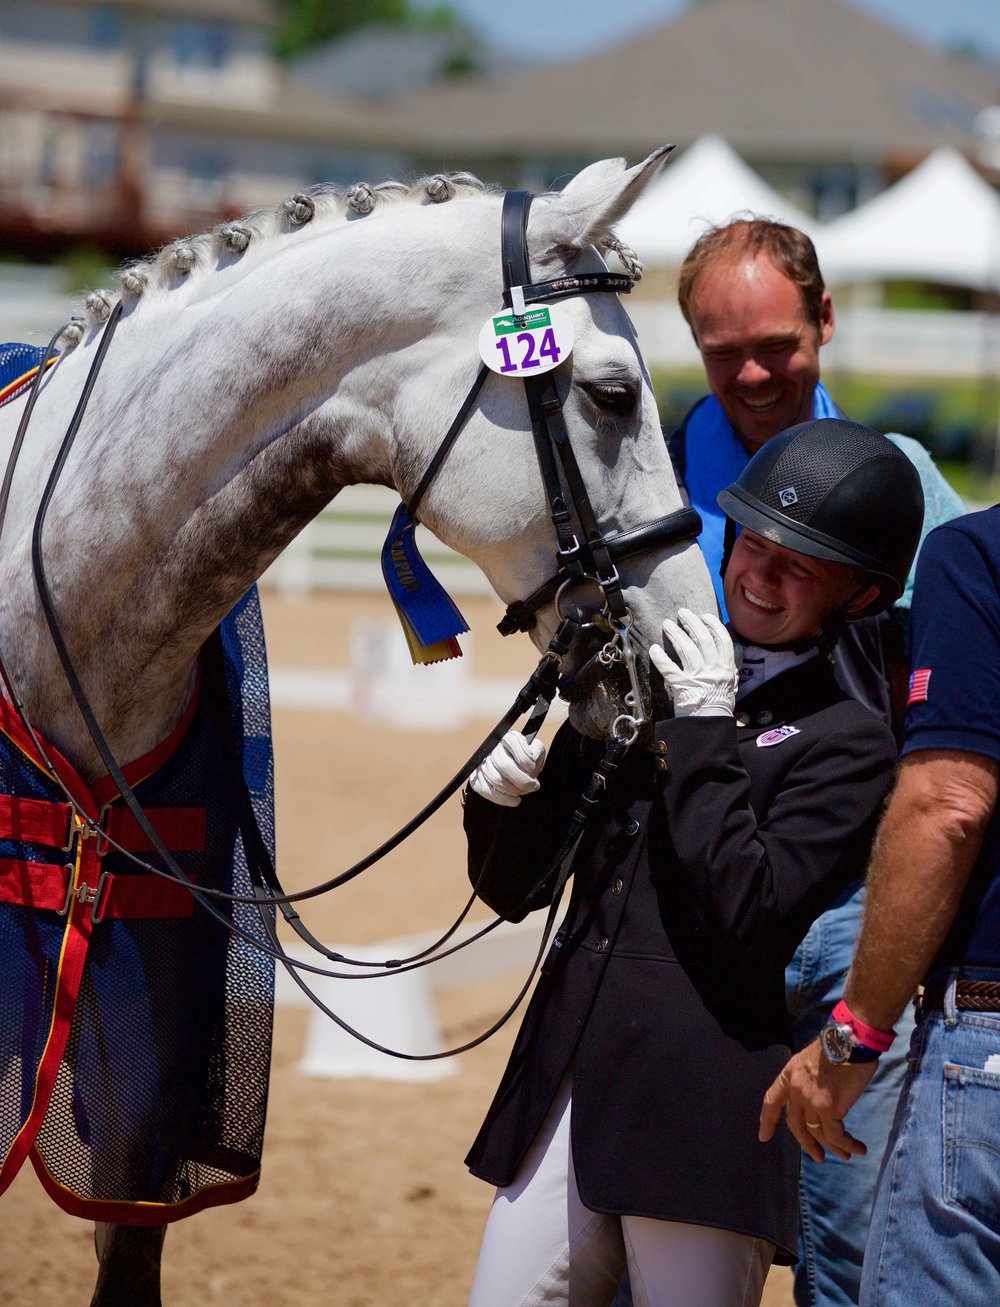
[759,1039,879,1163]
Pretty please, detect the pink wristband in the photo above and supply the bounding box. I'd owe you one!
[831,1000,896,1053]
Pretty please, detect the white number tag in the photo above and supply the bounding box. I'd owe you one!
[477,302,574,377]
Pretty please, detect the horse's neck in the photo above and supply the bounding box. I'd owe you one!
[0,215,488,779]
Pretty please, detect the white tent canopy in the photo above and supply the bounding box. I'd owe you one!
[616,134,816,268]
[815,147,1000,291]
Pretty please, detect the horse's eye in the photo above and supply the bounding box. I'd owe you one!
[580,381,638,417]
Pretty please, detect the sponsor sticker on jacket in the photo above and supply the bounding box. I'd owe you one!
[756,724,800,748]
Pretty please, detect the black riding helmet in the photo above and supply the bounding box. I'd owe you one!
[717,418,925,622]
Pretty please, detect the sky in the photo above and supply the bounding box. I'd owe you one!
[413,0,1000,66]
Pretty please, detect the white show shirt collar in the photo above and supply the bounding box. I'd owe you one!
[734,640,820,701]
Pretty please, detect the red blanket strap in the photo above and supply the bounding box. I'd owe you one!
[0,795,73,848]
[102,806,206,854]
[0,797,205,854]
[0,859,196,918]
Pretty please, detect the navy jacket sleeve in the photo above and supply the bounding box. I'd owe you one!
[654,708,896,961]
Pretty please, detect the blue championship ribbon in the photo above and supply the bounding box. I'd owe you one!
[0,342,55,407]
[380,504,469,665]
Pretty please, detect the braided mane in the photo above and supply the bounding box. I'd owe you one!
[69,172,497,336]
[66,170,644,342]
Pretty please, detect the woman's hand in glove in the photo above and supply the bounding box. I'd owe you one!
[649,609,740,718]
[468,731,547,807]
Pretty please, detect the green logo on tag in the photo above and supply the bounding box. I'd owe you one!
[493,308,551,336]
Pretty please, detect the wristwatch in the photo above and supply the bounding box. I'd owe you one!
[819,1000,896,1066]
[819,1019,881,1065]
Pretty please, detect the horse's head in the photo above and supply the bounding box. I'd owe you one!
[382,152,716,740]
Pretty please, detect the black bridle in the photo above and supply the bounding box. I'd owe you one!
[0,186,702,1061]
[408,190,702,645]
[404,189,701,746]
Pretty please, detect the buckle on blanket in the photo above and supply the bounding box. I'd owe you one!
[58,866,111,922]
[61,807,96,854]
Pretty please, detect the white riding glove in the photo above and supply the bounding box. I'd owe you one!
[468,731,547,808]
[649,609,740,718]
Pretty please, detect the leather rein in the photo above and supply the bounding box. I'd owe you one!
[0,188,701,1060]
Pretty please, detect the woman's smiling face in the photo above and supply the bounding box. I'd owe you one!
[723,530,873,644]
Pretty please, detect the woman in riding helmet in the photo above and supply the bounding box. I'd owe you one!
[460,419,925,1307]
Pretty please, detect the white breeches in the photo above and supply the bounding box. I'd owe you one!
[467,1079,773,1307]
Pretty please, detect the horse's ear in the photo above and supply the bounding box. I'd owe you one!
[529,147,674,262]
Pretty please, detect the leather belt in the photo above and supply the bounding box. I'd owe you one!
[919,978,1000,1013]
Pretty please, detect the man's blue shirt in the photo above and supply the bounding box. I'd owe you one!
[902,507,1000,970]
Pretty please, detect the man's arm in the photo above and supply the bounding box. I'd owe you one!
[846,749,998,1029]
[759,748,998,1162]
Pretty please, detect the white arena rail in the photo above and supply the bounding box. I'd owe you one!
[263,484,493,597]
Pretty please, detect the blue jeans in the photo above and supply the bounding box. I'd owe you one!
[861,969,1000,1307]
[784,885,914,1307]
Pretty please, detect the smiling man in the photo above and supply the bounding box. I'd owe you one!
[664,218,965,1307]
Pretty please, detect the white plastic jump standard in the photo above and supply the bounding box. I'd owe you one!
[277,917,554,1083]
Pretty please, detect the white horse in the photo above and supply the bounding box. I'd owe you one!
[0,149,714,1305]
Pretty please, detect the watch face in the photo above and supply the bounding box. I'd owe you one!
[820,1023,854,1064]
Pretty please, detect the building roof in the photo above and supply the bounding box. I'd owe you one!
[53,0,276,25]
[145,85,401,149]
[375,0,999,163]
[289,24,506,102]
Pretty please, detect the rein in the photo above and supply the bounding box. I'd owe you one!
[0,188,701,1061]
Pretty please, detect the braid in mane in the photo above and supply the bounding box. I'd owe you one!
[66,171,498,330]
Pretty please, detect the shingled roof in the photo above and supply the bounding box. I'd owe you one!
[377,0,998,163]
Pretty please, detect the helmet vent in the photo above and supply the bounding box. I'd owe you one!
[758,423,895,520]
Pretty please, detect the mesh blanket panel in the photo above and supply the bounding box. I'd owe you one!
[27,589,276,1210]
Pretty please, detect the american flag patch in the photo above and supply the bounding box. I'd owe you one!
[908,668,931,704]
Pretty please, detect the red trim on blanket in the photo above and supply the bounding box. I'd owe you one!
[91,677,201,807]
[0,696,94,812]
[0,669,200,817]
[0,845,95,1197]
[29,1150,260,1224]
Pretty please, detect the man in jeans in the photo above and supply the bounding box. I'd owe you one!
[760,507,1000,1307]
[663,217,963,1306]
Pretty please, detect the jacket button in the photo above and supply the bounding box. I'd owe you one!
[655,757,668,771]
[625,819,640,836]
[611,878,624,895]
[736,712,750,727]
[595,937,609,952]
[756,710,774,725]
[655,739,668,755]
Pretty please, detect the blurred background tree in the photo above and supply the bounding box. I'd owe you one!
[275,0,472,62]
